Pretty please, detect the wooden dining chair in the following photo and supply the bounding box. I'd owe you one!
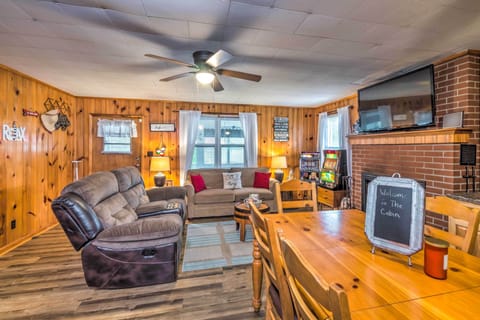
[425,196,480,254]
[249,199,294,320]
[279,236,352,320]
[275,179,318,214]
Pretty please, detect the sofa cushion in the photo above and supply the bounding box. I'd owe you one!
[234,187,274,202]
[194,188,235,204]
[223,172,242,189]
[112,166,149,209]
[95,214,182,243]
[231,167,270,187]
[62,171,137,228]
[253,171,271,189]
[191,174,207,193]
[189,168,226,189]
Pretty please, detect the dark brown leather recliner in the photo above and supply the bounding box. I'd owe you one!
[51,167,186,289]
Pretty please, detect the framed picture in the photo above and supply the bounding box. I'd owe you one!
[150,123,175,132]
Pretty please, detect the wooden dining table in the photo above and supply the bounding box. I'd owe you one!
[252,209,480,319]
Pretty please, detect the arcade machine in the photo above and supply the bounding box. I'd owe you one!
[299,152,321,184]
[319,149,347,190]
[318,149,347,208]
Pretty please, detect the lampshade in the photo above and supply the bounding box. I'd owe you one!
[195,71,215,84]
[271,156,287,169]
[150,156,170,172]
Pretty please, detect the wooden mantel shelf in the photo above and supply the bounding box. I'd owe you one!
[348,128,472,145]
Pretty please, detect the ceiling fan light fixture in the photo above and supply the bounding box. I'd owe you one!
[196,71,215,84]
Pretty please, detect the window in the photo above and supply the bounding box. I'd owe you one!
[97,119,137,154]
[192,116,245,168]
[103,136,132,154]
[325,114,340,148]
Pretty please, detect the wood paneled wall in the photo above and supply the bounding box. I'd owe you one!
[75,98,319,188]
[0,65,76,254]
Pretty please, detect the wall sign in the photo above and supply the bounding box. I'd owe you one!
[273,117,288,141]
[150,123,175,132]
[3,122,26,142]
[364,175,425,261]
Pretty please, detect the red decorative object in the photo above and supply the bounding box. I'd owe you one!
[22,109,39,117]
[253,171,271,189]
[190,174,207,193]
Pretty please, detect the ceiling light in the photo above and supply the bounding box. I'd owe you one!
[196,71,214,84]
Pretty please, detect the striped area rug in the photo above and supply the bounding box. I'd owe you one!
[182,220,253,272]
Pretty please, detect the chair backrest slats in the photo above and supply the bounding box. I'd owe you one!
[249,200,294,319]
[425,196,480,254]
[279,236,352,320]
[275,179,318,214]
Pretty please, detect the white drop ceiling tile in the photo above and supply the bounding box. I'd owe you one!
[55,2,112,28]
[13,0,73,24]
[312,18,372,42]
[340,0,432,27]
[0,19,52,37]
[96,0,146,16]
[21,35,98,54]
[295,14,342,37]
[0,33,30,47]
[105,10,153,34]
[354,23,402,44]
[411,6,479,34]
[228,2,307,33]
[233,0,275,7]
[252,30,319,50]
[436,0,480,11]
[188,22,224,41]
[0,0,32,19]
[311,38,376,58]
[222,26,260,45]
[143,0,229,25]
[148,17,189,38]
[275,0,360,18]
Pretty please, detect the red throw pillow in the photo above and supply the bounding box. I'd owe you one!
[253,171,271,189]
[191,174,207,193]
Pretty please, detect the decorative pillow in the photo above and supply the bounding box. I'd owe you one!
[253,171,271,189]
[190,174,207,193]
[223,172,242,189]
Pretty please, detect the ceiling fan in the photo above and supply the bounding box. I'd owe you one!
[145,50,261,92]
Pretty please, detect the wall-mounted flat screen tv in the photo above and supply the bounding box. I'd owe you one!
[357,65,435,133]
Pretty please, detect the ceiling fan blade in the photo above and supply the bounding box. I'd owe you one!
[160,72,195,82]
[206,49,233,68]
[217,69,262,82]
[145,54,196,68]
[211,76,224,92]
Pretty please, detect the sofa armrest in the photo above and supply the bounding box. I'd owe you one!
[146,186,187,201]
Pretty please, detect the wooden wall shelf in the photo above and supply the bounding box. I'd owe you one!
[349,128,472,145]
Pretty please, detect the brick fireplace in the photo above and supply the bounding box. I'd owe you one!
[350,50,480,229]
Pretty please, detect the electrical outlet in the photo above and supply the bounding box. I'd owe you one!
[11,219,16,230]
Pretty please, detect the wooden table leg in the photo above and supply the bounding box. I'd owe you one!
[252,237,263,312]
[239,221,246,241]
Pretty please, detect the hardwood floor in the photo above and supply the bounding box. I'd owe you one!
[0,227,265,319]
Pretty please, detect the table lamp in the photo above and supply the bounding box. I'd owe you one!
[271,156,287,182]
[150,156,170,187]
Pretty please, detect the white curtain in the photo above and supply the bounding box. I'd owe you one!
[317,112,328,166]
[239,112,258,167]
[179,110,201,185]
[338,106,352,176]
[97,119,137,138]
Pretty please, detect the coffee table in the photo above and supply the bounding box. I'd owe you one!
[234,202,270,241]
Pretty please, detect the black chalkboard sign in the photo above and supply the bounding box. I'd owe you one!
[365,176,425,256]
[373,185,412,246]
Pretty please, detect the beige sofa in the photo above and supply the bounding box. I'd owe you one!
[184,167,278,219]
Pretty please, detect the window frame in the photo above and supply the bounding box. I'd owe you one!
[192,115,246,168]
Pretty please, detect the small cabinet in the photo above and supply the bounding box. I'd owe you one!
[317,186,346,209]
